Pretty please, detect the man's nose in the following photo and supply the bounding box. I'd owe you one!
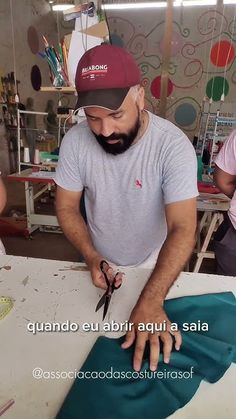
[99,119,115,137]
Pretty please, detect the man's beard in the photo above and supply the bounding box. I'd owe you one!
[92,114,141,155]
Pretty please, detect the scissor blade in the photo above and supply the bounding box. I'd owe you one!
[95,292,107,312]
[102,295,111,321]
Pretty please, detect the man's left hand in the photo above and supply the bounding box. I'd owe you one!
[121,298,182,371]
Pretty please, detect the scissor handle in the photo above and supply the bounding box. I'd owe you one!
[112,272,122,290]
[100,260,121,290]
[100,260,109,273]
[99,260,110,287]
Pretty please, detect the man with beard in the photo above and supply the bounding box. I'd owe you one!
[55,44,198,372]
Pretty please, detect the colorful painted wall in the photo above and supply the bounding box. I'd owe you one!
[0,0,75,110]
[106,4,236,139]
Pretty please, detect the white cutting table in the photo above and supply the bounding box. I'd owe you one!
[0,255,236,419]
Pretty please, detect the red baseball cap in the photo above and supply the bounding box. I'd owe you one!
[75,44,141,110]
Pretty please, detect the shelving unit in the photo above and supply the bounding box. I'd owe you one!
[9,103,82,235]
[16,109,49,173]
[10,102,85,236]
[196,111,217,157]
[0,72,20,126]
[0,73,22,172]
[5,108,61,236]
[196,106,236,170]
[209,115,236,167]
[40,86,76,93]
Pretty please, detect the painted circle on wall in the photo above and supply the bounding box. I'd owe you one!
[150,76,173,99]
[206,76,229,101]
[27,26,39,55]
[210,40,235,67]
[110,33,124,47]
[31,65,42,91]
[174,103,197,126]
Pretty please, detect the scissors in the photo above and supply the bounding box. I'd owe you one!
[95,260,121,320]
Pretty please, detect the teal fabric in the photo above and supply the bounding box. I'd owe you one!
[56,292,236,419]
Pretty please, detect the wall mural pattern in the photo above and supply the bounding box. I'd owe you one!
[107,6,236,138]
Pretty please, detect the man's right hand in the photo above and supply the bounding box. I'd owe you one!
[86,254,124,289]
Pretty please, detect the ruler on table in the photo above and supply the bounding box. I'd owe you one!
[0,297,14,320]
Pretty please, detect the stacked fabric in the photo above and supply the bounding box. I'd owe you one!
[56,292,236,419]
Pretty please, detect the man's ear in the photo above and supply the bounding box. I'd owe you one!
[137,86,145,111]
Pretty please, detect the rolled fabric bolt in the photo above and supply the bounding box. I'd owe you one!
[23,147,30,163]
[34,149,40,165]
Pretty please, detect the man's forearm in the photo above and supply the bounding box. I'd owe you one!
[56,208,97,264]
[217,184,235,199]
[214,168,236,199]
[140,228,196,304]
[213,178,235,198]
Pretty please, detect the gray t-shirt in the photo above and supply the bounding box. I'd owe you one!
[55,111,198,266]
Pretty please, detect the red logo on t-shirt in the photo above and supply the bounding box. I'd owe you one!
[135,180,142,189]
